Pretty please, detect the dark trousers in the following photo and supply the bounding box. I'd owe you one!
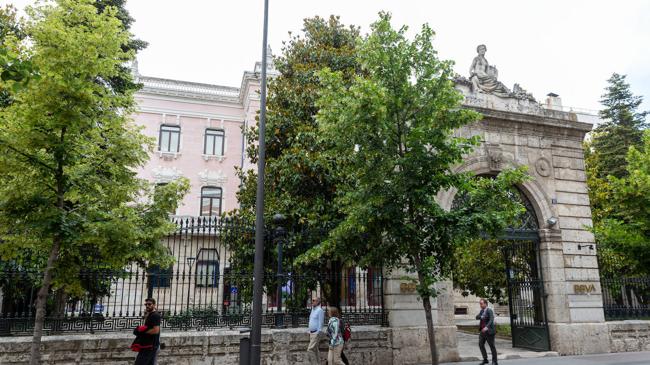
[134,348,158,365]
[479,332,497,363]
[341,350,349,365]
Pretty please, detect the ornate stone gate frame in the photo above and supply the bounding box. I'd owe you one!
[433,89,610,354]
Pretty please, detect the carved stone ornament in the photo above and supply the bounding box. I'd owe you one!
[157,151,181,161]
[463,44,536,102]
[535,157,552,177]
[152,166,183,183]
[198,169,228,186]
[485,144,503,171]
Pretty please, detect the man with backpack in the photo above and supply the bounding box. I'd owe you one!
[132,298,161,365]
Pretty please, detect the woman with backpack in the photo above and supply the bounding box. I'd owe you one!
[326,307,345,365]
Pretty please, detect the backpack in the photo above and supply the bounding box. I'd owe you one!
[342,321,352,342]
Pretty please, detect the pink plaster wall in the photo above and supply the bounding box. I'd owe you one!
[133,85,259,216]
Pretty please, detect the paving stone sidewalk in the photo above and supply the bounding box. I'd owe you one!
[453,330,558,362]
[439,350,650,365]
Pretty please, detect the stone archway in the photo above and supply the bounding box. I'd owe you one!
[438,154,558,353]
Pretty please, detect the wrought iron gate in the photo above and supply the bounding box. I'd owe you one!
[504,239,550,351]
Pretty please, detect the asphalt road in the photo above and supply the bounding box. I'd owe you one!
[440,351,650,365]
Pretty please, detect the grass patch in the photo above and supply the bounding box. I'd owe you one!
[495,324,511,338]
[457,324,512,339]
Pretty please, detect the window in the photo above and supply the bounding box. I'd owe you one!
[147,265,173,289]
[455,307,469,315]
[340,267,356,306]
[196,249,219,288]
[204,129,225,156]
[200,187,222,216]
[158,125,180,153]
[222,268,242,312]
[367,267,382,306]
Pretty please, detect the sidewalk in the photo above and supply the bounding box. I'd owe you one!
[454,331,558,362]
[440,351,650,365]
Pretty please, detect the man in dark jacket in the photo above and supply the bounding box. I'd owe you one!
[133,298,161,365]
[476,298,497,365]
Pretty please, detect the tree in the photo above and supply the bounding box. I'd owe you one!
[453,238,508,304]
[0,5,36,108]
[227,16,362,300]
[594,130,650,276]
[92,0,147,96]
[585,73,648,274]
[0,1,188,363]
[307,13,528,364]
[591,73,648,180]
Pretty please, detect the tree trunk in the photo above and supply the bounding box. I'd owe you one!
[52,289,67,334]
[29,239,61,365]
[30,125,67,364]
[418,271,439,365]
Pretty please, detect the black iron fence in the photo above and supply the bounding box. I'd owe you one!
[0,217,387,336]
[601,276,650,320]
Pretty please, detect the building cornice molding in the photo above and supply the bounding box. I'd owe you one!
[139,75,241,103]
[469,105,593,135]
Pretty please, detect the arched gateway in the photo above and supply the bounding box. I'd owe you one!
[384,46,608,363]
[451,182,550,351]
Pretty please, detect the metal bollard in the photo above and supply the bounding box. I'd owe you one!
[239,328,251,365]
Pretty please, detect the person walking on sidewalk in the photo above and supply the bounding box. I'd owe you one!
[326,307,345,365]
[307,298,325,364]
[476,298,497,365]
[132,298,161,365]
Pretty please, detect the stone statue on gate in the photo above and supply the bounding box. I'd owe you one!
[469,44,512,97]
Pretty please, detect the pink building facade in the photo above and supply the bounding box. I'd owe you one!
[132,60,268,217]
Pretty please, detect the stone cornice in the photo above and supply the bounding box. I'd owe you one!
[456,83,596,136]
[469,105,593,136]
[138,75,241,103]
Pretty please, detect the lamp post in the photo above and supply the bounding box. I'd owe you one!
[185,257,195,315]
[273,214,286,328]
[250,0,270,363]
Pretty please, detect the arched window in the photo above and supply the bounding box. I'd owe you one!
[200,187,222,216]
[195,249,219,288]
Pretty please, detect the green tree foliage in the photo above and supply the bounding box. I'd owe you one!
[0,1,188,362]
[594,130,650,276]
[307,13,528,364]
[453,239,507,304]
[585,73,648,275]
[591,73,648,180]
[92,0,147,95]
[0,5,36,108]
[228,16,361,292]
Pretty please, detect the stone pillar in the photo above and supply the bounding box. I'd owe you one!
[540,209,610,354]
[384,269,459,363]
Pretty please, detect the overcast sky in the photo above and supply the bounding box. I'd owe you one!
[8,0,650,113]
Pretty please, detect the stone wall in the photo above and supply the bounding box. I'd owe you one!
[608,320,650,353]
[0,326,452,365]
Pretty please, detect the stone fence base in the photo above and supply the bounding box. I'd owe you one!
[0,326,457,365]
[607,320,650,353]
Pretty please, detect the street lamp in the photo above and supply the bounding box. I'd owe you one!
[273,214,287,328]
[186,257,195,313]
[250,0,270,363]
